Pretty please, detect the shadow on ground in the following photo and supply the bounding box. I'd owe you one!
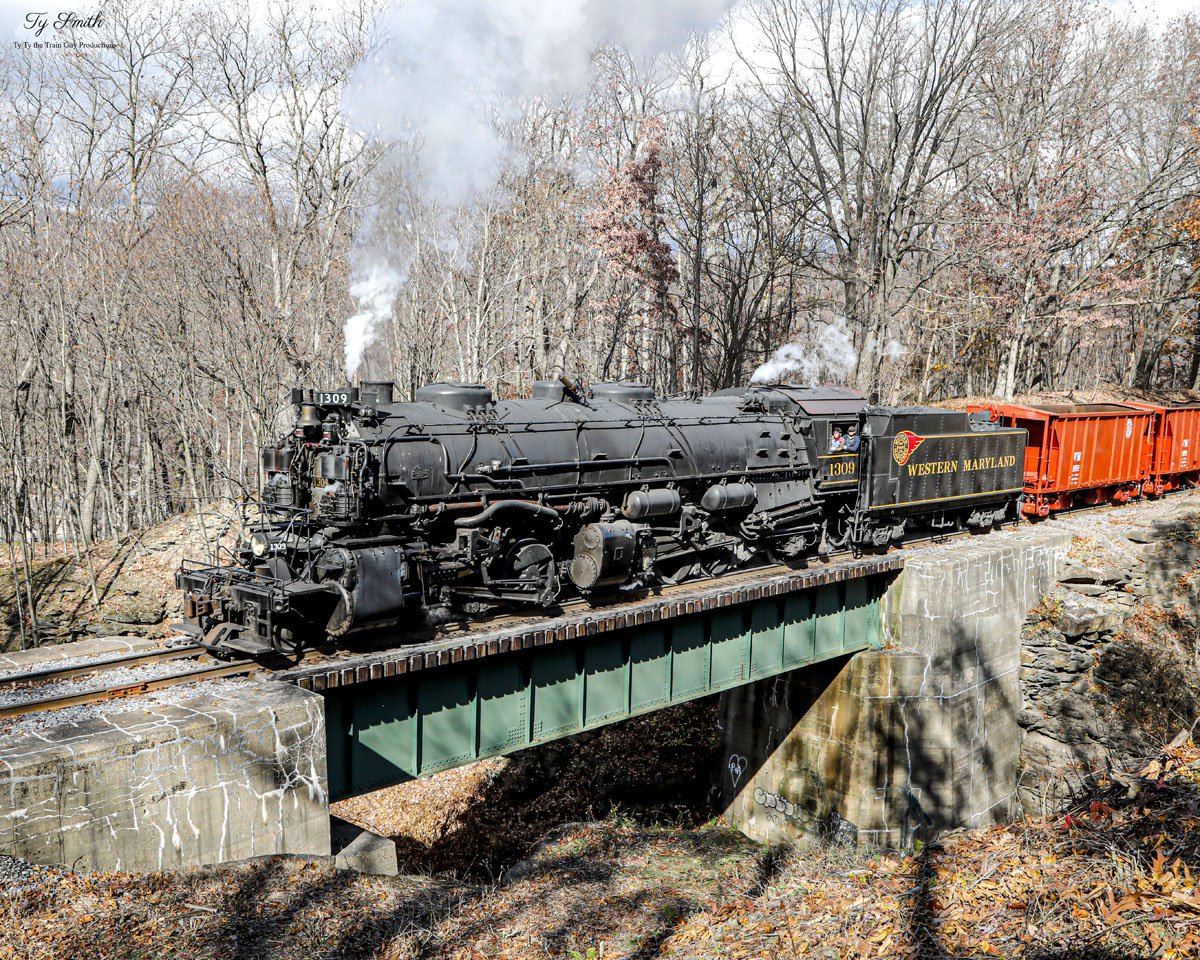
[356,696,726,883]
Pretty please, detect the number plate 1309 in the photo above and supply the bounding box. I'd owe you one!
[315,391,352,406]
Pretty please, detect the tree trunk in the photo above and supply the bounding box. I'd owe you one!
[79,355,113,543]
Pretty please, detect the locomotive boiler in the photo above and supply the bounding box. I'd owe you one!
[177,380,1026,657]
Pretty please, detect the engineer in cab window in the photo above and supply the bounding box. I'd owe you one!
[844,424,860,452]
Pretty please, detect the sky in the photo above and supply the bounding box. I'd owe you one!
[1110,0,1200,20]
[0,0,1194,58]
[0,0,1197,46]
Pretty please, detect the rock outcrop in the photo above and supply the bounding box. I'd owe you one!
[1016,500,1200,812]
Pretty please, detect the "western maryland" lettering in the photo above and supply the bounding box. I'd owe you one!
[907,455,1017,477]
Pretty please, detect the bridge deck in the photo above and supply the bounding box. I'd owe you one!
[273,554,904,693]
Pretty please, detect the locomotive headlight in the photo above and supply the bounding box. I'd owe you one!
[249,531,271,558]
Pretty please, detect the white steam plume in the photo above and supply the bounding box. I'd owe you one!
[750,317,858,385]
[883,339,907,362]
[340,0,736,373]
[344,261,404,380]
[343,0,737,211]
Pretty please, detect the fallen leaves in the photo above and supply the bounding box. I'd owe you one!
[5,737,1200,959]
[659,735,1200,960]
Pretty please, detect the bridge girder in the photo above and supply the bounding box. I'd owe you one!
[322,573,891,801]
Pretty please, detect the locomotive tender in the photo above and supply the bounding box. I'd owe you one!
[177,380,1026,656]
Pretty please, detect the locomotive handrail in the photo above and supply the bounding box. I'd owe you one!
[439,473,526,491]
[467,455,676,477]
[179,558,283,586]
[257,503,312,516]
[378,413,775,432]
[443,463,809,496]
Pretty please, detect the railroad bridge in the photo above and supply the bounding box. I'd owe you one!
[273,556,900,801]
[0,523,1067,872]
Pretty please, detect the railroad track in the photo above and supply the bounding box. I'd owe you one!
[0,643,206,688]
[6,486,1197,723]
[0,660,259,720]
[0,644,258,721]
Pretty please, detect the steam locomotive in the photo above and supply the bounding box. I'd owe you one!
[177,380,1026,656]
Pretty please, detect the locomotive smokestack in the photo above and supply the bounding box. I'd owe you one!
[362,380,395,405]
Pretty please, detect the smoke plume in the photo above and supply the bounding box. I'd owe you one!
[883,339,907,362]
[343,0,736,211]
[338,0,736,376]
[750,316,858,385]
[344,261,404,380]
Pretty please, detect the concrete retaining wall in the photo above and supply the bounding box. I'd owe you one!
[716,528,1068,849]
[0,683,330,872]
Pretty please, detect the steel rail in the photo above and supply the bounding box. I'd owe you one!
[0,643,205,688]
[0,660,257,720]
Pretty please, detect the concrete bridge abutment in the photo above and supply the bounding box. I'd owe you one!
[0,677,330,873]
[715,529,1069,849]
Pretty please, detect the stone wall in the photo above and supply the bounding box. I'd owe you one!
[0,683,330,872]
[1017,501,1200,811]
[716,528,1068,849]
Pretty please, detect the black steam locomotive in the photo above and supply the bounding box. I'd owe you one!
[177,380,1026,656]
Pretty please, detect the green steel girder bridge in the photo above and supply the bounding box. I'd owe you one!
[274,555,903,802]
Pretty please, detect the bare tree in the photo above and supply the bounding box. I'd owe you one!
[742,0,1013,390]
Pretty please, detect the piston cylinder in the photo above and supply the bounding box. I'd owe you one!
[570,520,640,591]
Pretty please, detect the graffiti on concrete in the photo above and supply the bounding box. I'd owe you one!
[727,754,748,788]
[753,786,814,828]
[752,786,859,843]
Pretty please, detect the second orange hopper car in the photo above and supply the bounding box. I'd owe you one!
[1123,401,1200,496]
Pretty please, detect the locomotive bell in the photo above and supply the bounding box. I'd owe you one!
[295,404,322,436]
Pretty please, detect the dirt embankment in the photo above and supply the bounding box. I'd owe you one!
[1,512,233,652]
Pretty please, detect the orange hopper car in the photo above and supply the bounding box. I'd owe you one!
[967,403,1154,517]
[1123,401,1200,496]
